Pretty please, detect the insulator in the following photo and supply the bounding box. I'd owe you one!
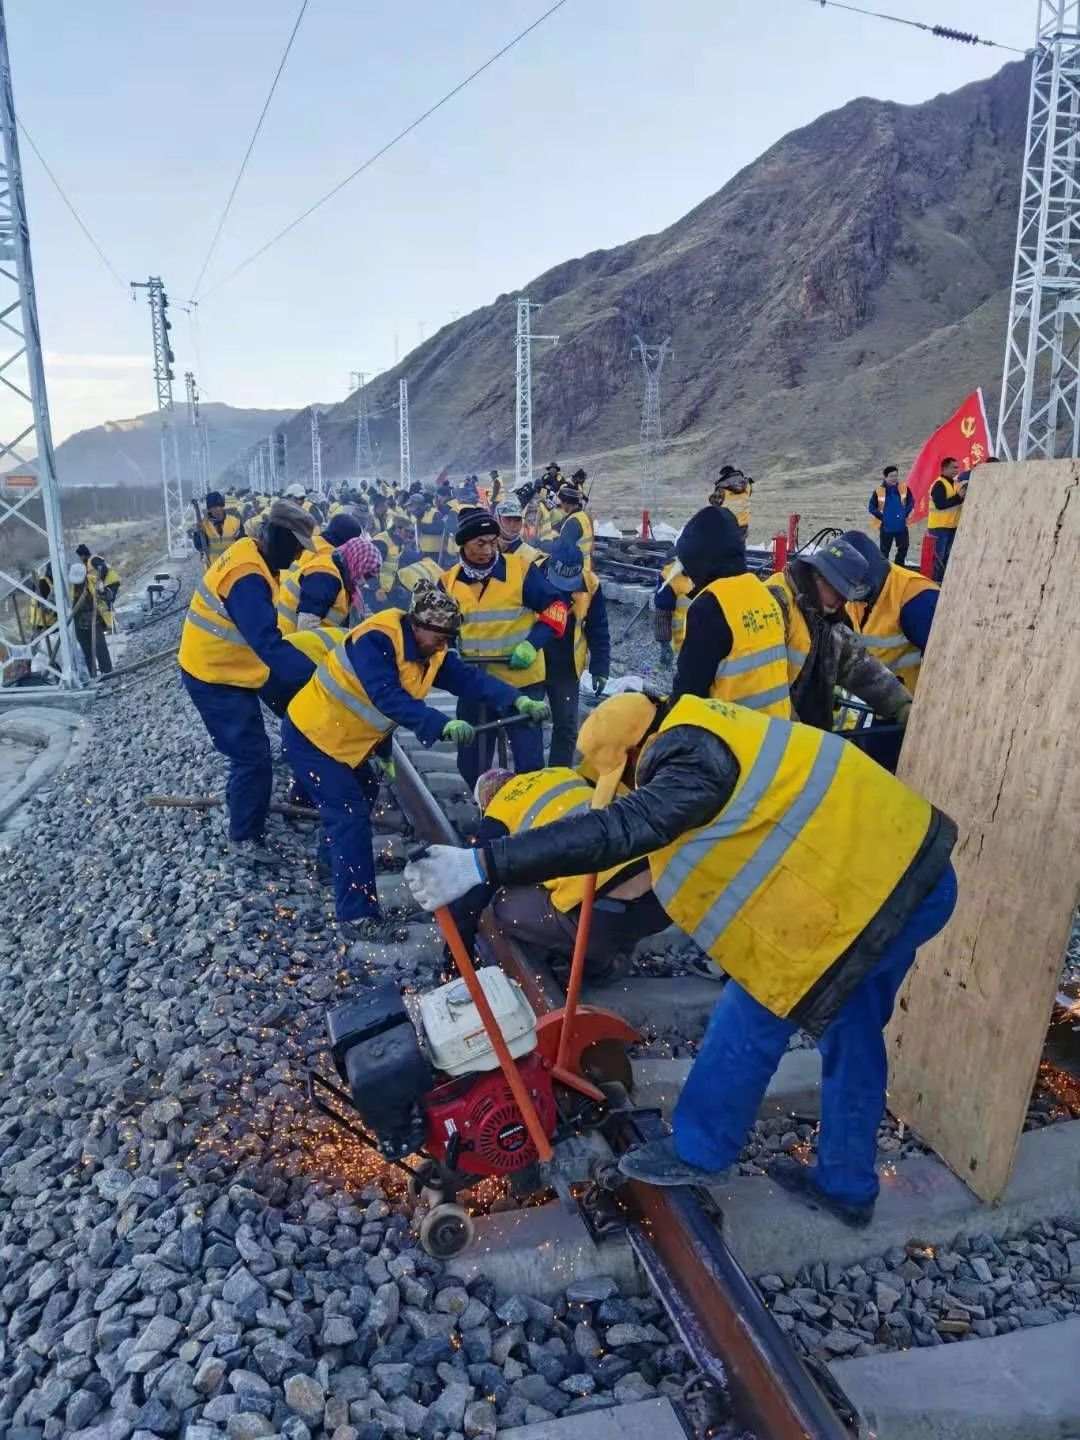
[931,24,981,44]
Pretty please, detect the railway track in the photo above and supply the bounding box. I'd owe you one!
[387,726,853,1440]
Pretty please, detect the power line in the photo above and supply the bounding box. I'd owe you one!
[190,0,311,300]
[798,0,1027,54]
[201,0,572,299]
[17,120,125,286]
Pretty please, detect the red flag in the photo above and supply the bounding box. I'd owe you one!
[906,388,991,522]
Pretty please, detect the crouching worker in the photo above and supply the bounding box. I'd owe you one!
[405,690,958,1228]
[446,764,670,981]
[282,581,546,937]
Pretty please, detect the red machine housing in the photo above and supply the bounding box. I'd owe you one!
[422,1052,558,1176]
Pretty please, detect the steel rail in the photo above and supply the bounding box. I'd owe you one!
[389,740,853,1439]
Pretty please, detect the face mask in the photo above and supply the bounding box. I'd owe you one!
[263,524,302,574]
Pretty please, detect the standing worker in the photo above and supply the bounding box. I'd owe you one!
[405,690,958,1226]
[867,465,914,564]
[282,583,542,934]
[653,560,693,670]
[556,473,594,565]
[276,513,365,633]
[710,465,753,539]
[671,508,789,716]
[177,500,320,866]
[927,456,965,581]
[441,508,560,788]
[495,496,543,567]
[539,541,610,765]
[370,511,413,608]
[765,539,912,731]
[193,491,245,563]
[73,545,119,676]
[69,562,112,678]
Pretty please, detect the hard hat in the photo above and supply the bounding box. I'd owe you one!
[284,482,306,499]
[68,561,87,584]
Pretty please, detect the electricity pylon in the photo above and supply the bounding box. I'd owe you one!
[514,299,558,492]
[632,335,672,535]
[132,277,188,557]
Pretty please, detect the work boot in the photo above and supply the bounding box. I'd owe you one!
[765,1156,874,1229]
[617,1136,728,1187]
[338,915,407,946]
[228,837,285,869]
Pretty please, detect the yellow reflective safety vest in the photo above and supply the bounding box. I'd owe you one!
[647,695,934,1022]
[700,574,790,718]
[287,609,447,767]
[29,576,53,632]
[396,555,444,594]
[928,476,962,530]
[178,538,277,688]
[276,536,347,634]
[283,624,346,665]
[765,570,812,686]
[373,530,403,595]
[443,551,544,686]
[486,766,633,913]
[571,569,600,677]
[417,507,449,560]
[660,562,694,654]
[845,566,938,695]
[87,561,120,629]
[561,508,594,565]
[199,511,243,562]
[537,502,560,544]
[505,539,543,568]
[869,484,910,530]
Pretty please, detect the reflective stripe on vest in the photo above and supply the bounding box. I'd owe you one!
[444,552,543,686]
[287,608,446,766]
[397,557,444,593]
[661,562,693,653]
[283,625,345,664]
[702,575,790,719]
[485,767,631,913]
[870,484,910,530]
[647,695,933,1020]
[178,538,277,688]
[928,477,962,530]
[844,566,937,694]
[202,513,242,561]
[571,570,600,677]
[765,571,811,685]
[276,540,346,634]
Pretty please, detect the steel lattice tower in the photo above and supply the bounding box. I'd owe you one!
[632,336,671,527]
[273,430,288,492]
[514,298,558,492]
[999,3,1080,459]
[310,408,324,498]
[0,3,78,690]
[351,370,376,480]
[132,277,188,557]
[184,371,210,500]
[399,378,411,489]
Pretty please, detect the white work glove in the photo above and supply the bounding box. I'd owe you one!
[404,845,485,910]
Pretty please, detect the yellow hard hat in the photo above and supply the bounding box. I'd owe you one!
[577,692,659,806]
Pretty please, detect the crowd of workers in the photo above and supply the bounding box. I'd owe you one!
[169,448,972,1224]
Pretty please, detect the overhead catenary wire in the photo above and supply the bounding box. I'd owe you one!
[17,121,125,286]
[200,0,572,299]
[190,0,312,300]
[799,0,1027,54]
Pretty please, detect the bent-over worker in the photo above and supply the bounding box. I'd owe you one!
[276,513,366,633]
[282,582,543,934]
[177,501,319,866]
[405,691,958,1227]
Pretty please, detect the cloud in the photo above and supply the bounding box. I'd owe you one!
[44,352,147,371]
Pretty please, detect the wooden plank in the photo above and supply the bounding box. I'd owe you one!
[887,458,1080,1202]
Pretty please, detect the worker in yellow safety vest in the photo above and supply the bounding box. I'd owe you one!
[765,539,912,733]
[74,543,120,649]
[667,509,790,718]
[442,762,669,978]
[710,464,754,539]
[193,491,245,565]
[537,541,611,765]
[275,513,365,634]
[927,456,966,582]
[441,507,561,789]
[406,491,453,566]
[653,559,693,668]
[867,465,915,565]
[177,500,319,867]
[28,563,54,635]
[370,513,413,608]
[404,689,959,1226]
[282,581,545,935]
[556,473,594,565]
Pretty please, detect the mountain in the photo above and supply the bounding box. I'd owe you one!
[54,403,298,490]
[223,60,1030,530]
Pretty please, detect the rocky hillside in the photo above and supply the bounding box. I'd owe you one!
[55,403,297,492]
[225,60,1030,528]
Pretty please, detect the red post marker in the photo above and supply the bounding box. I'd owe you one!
[772,532,788,572]
[919,532,936,579]
[787,512,801,552]
[640,509,652,539]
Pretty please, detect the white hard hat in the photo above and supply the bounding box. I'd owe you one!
[68,561,86,584]
[284,482,306,499]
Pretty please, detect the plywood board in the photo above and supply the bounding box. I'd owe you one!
[887,459,1080,1202]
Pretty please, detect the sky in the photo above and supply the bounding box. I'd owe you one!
[9,0,1034,445]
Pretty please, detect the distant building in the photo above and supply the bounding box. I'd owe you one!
[2,465,36,495]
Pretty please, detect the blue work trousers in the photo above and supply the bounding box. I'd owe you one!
[932,529,956,582]
[181,671,271,842]
[281,718,380,922]
[455,683,544,790]
[673,864,957,1205]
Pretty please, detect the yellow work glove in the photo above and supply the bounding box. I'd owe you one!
[442,719,476,745]
[508,641,538,671]
[514,696,550,723]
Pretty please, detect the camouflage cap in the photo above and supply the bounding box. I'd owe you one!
[409,579,461,635]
